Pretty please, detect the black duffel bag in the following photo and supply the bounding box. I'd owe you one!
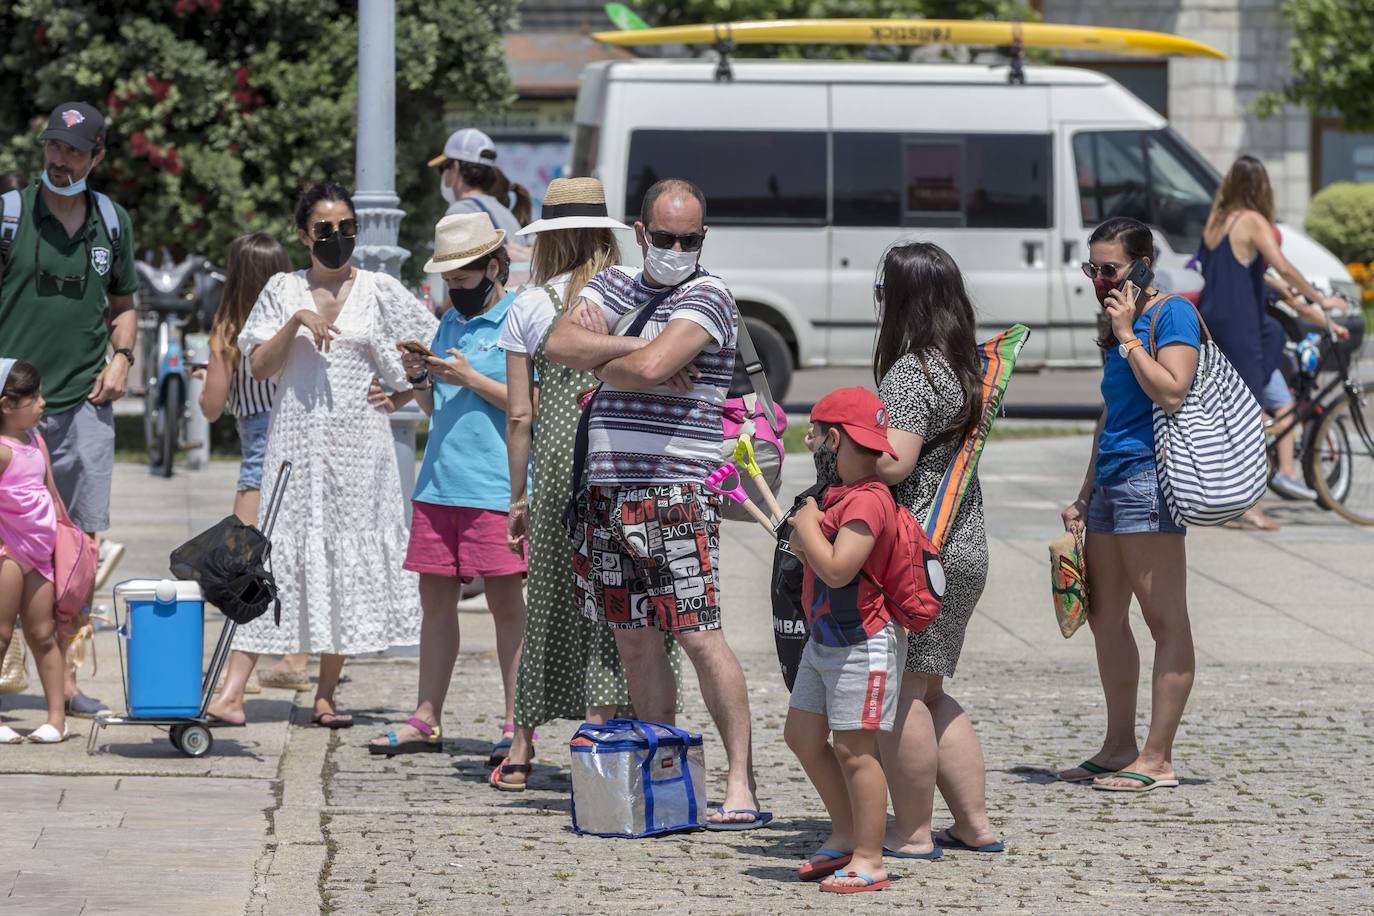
[169,516,281,626]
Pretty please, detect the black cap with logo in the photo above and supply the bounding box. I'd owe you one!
[38,102,106,152]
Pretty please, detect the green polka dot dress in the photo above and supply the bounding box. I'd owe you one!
[514,283,681,727]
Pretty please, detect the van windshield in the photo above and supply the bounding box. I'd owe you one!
[1074,128,1219,253]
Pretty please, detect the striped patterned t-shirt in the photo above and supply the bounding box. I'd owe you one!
[580,266,738,486]
[227,353,276,418]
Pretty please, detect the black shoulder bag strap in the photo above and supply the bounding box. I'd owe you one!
[562,267,705,534]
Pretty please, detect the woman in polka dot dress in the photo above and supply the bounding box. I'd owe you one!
[494,179,681,790]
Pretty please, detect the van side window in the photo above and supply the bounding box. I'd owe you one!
[1074,129,1217,252]
[834,132,1052,229]
[624,130,826,223]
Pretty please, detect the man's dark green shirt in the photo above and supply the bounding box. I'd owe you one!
[0,182,138,414]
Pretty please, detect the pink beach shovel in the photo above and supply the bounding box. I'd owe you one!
[704,463,778,534]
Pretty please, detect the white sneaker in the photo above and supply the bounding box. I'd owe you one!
[94,540,126,592]
[1270,473,1318,501]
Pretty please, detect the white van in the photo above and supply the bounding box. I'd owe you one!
[571,58,1357,400]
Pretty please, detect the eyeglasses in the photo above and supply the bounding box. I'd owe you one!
[1081,261,1126,280]
[34,228,88,297]
[311,218,359,242]
[646,229,705,252]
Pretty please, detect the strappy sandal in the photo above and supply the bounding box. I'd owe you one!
[489,758,531,792]
[369,717,441,756]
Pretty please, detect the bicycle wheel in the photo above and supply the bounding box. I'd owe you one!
[158,375,184,479]
[1308,398,1374,524]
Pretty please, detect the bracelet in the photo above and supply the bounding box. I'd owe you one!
[112,347,135,365]
[407,371,430,388]
[509,497,529,510]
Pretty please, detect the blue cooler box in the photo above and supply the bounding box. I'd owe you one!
[117,580,205,718]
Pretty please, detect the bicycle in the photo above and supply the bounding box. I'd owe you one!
[1265,304,1373,525]
[135,253,223,477]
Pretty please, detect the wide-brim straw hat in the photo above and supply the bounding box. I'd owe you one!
[423,212,506,274]
[516,177,629,236]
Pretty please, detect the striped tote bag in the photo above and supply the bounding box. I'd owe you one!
[1148,302,1268,526]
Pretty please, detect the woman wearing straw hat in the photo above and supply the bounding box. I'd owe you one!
[490,178,682,790]
[369,212,529,757]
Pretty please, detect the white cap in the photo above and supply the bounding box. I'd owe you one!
[428,128,497,168]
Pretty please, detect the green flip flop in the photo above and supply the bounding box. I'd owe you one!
[1092,771,1180,793]
[1059,759,1119,783]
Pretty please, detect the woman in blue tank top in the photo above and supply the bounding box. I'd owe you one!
[1196,156,1348,530]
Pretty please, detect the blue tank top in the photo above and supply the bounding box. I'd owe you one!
[1196,228,1285,398]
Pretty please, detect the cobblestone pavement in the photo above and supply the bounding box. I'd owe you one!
[3,434,1372,914]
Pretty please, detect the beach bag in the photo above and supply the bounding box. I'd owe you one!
[1147,302,1268,526]
[769,325,1030,689]
[169,516,280,625]
[0,636,27,695]
[35,435,99,629]
[1050,528,1089,638]
[569,719,706,838]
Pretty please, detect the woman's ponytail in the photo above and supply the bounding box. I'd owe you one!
[507,181,533,227]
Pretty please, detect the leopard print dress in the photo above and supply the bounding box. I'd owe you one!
[878,350,989,677]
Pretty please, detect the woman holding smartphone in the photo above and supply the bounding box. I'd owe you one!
[1059,216,1202,793]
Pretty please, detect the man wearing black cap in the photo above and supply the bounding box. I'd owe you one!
[0,101,139,718]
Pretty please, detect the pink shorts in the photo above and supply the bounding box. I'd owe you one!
[404,502,527,581]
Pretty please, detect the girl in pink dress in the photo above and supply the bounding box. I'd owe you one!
[0,359,69,743]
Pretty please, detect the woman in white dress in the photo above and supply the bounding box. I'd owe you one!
[208,181,438,727]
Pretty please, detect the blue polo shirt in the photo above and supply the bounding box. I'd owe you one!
[413,292,518,510]
[1095,296,1202,486]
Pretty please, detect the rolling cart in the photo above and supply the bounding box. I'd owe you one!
[87,462,291,757]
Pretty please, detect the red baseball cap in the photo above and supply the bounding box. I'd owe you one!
[811,387,898,458]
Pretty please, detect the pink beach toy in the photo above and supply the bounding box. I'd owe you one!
[703,464,777,533]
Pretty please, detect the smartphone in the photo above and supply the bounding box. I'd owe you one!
[1118,260,1155,306]
[397,339,436,358]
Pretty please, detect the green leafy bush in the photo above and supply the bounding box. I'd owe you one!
[1304,183,1374,264]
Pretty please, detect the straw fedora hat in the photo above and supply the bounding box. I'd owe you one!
[423,212,506,274]
[516,177,629,236]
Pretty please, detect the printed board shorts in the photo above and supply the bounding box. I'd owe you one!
[36,400,114,534]
[790,621,902,732]
[572,484,722,634]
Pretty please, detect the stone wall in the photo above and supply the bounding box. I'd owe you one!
[1041,0,1310,223]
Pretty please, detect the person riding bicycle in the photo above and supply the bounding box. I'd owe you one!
[0,101,138,718]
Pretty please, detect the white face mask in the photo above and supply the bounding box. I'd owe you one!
[643,244,699,286]
[440,172,458,205]
[41,163,91,198]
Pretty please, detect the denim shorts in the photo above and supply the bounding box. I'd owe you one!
[1087,462,1185,536]
[235,410,272,492]
[1258,368,1293,412]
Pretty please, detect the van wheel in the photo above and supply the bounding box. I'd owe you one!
[731,317,793,402]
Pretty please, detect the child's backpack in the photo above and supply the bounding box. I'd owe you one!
[851,480,945,634]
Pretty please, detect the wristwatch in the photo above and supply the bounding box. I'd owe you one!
[1118,338,1144,359]
[112,347,135,365]
[408,371,431,389]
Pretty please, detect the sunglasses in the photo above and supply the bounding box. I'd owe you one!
[34,231,88,296]
[1081,261,1126,280]
[312,218,359,242]
[646,229,705,252]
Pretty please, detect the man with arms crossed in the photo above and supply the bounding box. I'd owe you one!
[545,178,767,829]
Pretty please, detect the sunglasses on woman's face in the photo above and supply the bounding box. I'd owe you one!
[311,218,359,242]
[1081,261,1126,280]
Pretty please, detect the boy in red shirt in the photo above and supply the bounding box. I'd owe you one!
[785,387,904,894]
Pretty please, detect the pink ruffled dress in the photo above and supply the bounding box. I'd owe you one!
[0,433,57,581]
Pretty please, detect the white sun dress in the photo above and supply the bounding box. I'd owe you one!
[235,268,438,656]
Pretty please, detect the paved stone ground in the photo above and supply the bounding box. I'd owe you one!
[2,433,1372,914]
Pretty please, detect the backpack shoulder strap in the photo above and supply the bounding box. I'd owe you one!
[91,191,122,281]
[734,313,780,433]
[0,188,23,262]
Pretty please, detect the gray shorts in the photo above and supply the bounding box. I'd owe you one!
[789,622,901,732]
[37,400,115,534]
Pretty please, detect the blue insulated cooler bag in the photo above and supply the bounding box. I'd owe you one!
[569,719,706,838]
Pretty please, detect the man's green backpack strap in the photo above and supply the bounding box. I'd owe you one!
[0,188,123,289]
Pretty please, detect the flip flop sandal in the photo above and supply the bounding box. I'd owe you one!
[0,725,25,744]
[206,713,247,728]
[704,808,774,831]
[492,762,532,792]
[1092,771,1180,793]
[819,871,891,894]
[932,828,1005,853]
[311,711,354,729]
[1059,759,1120,783]
[369,717,441,756]
[797,848,852,881]
[27,723,71,744]
[883,846,944,860]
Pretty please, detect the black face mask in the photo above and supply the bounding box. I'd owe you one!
[449,276,495,318]
[312,234,355,270]
[812,442,840,488]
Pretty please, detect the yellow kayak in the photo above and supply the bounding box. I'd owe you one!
[592,19,1226,60]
